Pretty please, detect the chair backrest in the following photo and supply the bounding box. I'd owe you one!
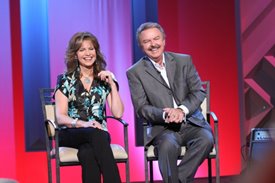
[40,88,56,137]
[201,81,210,120]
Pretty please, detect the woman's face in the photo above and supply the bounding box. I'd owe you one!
[76,39,96,68]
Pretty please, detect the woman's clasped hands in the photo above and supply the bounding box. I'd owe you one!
[78,120,103,130]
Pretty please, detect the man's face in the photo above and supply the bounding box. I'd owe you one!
[139,27,165,63]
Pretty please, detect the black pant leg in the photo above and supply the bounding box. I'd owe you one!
[90,129,121,183]
[78,143,101,183]
[59,128,121,183]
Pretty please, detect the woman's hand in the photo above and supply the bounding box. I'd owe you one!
[90,121,103,130]
[98,70,115,86]
[78,120,103,130]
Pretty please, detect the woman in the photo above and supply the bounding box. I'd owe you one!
[54,32,123,183]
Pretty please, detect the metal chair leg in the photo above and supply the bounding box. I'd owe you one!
[208,158,212,183]
[56,161,60,183]
[145,155,149,183]
[47,159,52,183]
[126,160,130,183]
[149,161,153,183]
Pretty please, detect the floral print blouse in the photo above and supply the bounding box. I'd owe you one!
[55,68,115,131]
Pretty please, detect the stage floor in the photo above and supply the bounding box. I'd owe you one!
[131,175,239,183]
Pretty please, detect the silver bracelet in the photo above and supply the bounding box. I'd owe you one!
[71,118,78,128]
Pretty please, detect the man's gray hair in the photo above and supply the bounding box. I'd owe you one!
[136,22,166,46]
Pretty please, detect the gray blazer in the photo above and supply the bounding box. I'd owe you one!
[126,52,210,145]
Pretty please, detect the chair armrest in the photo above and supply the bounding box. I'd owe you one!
[45,119,67,139]
[106,116,129,155]
[45,119,57,138]
[209,111,218,124]
[106,116,129,127]
[208,111,220,180]
[208,111,219,142]
[208,111,219,144]
[46,119,57,128]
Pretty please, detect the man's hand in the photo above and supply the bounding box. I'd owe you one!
[163,108,185,123]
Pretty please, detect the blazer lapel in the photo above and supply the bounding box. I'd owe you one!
[143,58,170,89]
[165,53,177,91]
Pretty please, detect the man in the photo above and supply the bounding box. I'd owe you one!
[126,22,214,183]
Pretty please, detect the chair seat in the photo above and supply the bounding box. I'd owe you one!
[146,145,186,159]
[0,178,18,183]
[146,145,216,159]
[50,144,128,163]
[111,144,128,159]
[210,146,216,156]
